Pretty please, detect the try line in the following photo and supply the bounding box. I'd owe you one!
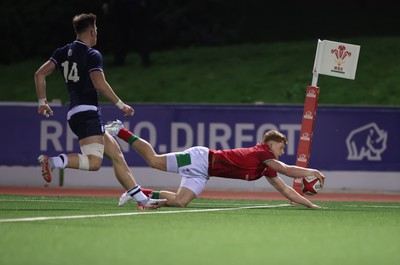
[0,204,291,223]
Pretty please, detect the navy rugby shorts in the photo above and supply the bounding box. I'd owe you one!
[68,110,104,140]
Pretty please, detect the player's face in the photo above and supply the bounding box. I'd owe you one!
[269,141,285,158]
[90,24,98,46]
[94,24,98,43]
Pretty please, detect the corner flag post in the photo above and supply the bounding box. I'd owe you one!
[292,85,320,194]
[292,39,361,195]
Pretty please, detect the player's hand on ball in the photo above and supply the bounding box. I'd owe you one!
[315,170,326,187]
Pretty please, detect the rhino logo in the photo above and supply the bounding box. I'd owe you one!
[346,123,387,161]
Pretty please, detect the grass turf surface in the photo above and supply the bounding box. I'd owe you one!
[1,194,399,265]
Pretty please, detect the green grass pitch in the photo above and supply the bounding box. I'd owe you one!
[1,194,399,265]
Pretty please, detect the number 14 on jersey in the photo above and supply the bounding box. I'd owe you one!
[61,61,80,83]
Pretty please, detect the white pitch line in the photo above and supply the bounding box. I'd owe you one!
[0,204,291,223]
[0,199,115,204]
[344,204,400,209]
[0,198,277,207]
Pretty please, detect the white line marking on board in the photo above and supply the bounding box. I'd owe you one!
[0,204,291,223]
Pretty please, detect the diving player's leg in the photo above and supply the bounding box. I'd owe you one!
[105,120,167,171]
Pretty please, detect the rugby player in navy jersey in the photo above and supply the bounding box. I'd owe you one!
[106,120,326,209]
[34,13,165,209]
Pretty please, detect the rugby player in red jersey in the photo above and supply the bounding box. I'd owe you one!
[106,120,326,209]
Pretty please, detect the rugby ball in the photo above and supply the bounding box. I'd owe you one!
[300,176,322,195]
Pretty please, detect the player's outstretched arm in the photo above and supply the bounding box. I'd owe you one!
[266,159,325,187]
[266,177,321,209]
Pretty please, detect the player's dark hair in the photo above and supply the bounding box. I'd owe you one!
[262,130,288,145]
[72,13,97,34]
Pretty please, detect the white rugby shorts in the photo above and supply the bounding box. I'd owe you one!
[166,146,209,196]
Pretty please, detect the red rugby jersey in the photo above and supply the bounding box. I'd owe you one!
[208,143,277,181]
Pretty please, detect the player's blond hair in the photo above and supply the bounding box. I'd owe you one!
[262,130,288,145]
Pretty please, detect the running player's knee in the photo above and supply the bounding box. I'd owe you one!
[79,143,104,171]
[104,136,124,162]
[77,154,102,171]
[89,157,102,171]
[106,148,124,164]
[78,154,90,170]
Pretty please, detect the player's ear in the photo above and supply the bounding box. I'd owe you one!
[89,27,96,37]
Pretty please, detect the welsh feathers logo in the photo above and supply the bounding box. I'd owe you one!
[331,45,351,74]
[315,40,360,80]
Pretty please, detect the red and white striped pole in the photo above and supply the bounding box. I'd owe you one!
[292,85,320,195]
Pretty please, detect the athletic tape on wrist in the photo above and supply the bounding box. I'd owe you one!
[38,98,47,106]
[115,100,124,109]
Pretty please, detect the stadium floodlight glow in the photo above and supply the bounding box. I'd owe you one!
[293,39,360,196]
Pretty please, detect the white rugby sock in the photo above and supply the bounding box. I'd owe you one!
[50,154,68,169]
[127,186,148,204]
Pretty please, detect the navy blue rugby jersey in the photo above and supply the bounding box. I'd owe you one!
[50,40,103,109]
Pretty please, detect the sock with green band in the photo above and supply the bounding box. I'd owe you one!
[117,128,140,144]
[141,188,154,197]
[128,135,139,145]
[151,191,160,199]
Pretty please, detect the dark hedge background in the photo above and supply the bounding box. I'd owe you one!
[1,0,399,64]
